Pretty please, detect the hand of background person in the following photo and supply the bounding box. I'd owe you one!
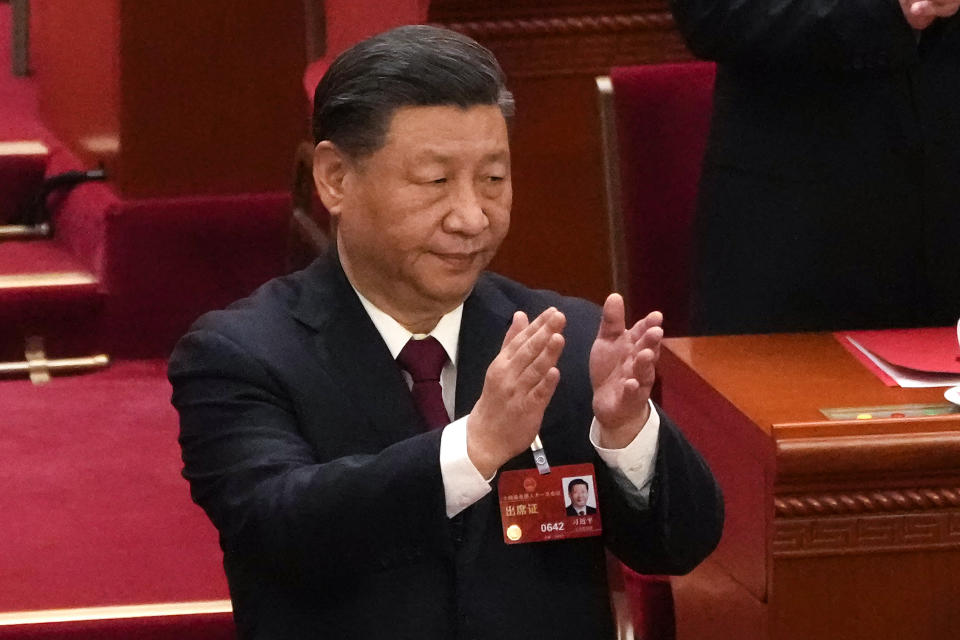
[900,0,960,30]
[590,295,663,449]
[468,308,566,478]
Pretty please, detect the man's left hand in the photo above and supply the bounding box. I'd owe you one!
[589,294,663,449]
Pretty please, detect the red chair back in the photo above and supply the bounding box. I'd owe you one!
[599,62,716,335]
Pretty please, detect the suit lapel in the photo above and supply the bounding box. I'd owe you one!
[453,276,518,562]
[292,252,428,446]
[454,275,515,419]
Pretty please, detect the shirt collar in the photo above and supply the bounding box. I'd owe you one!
[351,285,462,366]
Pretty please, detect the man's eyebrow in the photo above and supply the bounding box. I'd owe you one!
[411,149,509,163]
[481,150,510,163]
[411,151,449,164]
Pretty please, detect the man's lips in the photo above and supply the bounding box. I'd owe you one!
[431,251,482,266]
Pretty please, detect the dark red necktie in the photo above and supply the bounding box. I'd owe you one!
[396,336,450,429]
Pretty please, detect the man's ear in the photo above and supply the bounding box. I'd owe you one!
[312,141,349,215]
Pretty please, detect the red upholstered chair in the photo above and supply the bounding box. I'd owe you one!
[596,61,716,640]
[597,62,716,336]
[302,0,430,99]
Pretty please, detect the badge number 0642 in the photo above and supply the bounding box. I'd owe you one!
[497,462,602,544]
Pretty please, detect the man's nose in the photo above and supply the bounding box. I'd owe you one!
[444,181,488,235]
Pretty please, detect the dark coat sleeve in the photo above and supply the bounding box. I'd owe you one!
[169,327,452,585]
[600,407,724,575]
[669,0,921,70]
[545,292,724,576]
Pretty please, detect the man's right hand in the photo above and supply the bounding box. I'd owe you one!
[901,0,960,30]
[467,308,566,479]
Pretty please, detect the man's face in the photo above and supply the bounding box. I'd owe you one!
[333,104,511,324]
[570,484,589,509]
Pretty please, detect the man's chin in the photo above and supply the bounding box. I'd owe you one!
[426,285,474,308]
[419,276,479,310]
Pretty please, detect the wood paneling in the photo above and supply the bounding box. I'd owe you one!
[33,0,122,171]
[659,333,960,640]
[431,0,693,303]
[33,0,308,198]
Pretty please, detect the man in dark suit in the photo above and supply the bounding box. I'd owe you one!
[565,478,598,516]
[671,0,960,334]
[169,25,722,640]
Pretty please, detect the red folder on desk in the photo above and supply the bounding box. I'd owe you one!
[835,327,960,387]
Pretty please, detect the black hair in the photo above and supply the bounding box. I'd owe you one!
[312,24,514,157]
[567,478,589,494]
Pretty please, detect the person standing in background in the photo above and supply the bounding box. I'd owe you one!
[670,0,960,335]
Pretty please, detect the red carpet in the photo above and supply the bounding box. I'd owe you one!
[0,361,232,636]
[2,7,237,635]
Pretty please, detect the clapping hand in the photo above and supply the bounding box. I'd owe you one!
[590,294,663,449]
[469,308,566,478]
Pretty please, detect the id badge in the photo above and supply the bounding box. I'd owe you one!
[497,462,602,544]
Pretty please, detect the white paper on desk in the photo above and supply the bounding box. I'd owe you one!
[847,337,960,388]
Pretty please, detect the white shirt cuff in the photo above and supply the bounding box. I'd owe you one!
[589,399,660,504]
[440,415,493,518]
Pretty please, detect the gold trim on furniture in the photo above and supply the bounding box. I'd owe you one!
[0,223,51,240]
[596,75,629,300]
[0,270,96,289]
[0,600,233,626]
[0,354,110,379]
[0,140,48,155]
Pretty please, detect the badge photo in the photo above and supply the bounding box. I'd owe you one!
[563,475,598,517]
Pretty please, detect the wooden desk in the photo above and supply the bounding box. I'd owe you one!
[658,333,960,640]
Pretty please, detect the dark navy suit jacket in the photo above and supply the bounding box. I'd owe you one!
[169,251,723,639]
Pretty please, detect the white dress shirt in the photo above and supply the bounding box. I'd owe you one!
[353,288,660,517]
